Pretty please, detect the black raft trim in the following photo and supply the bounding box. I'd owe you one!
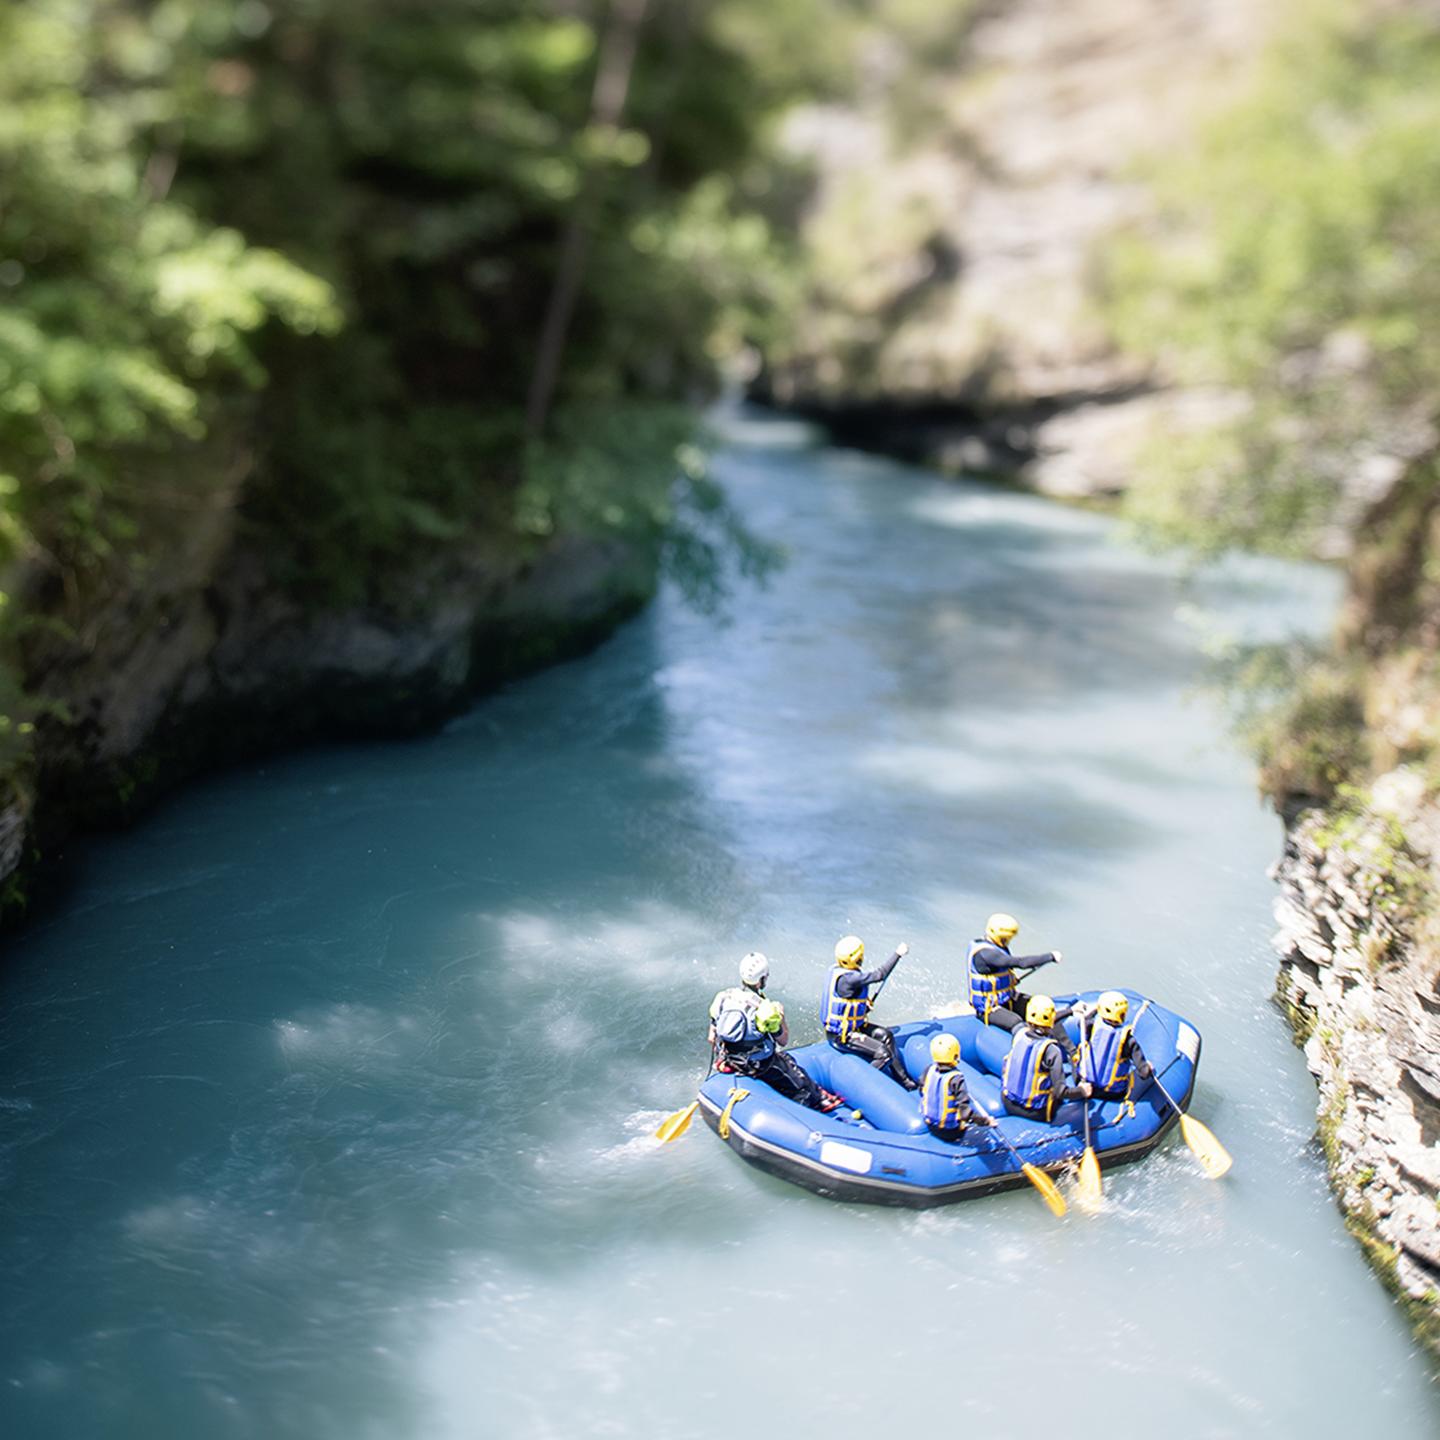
[695,1068,1194,1209]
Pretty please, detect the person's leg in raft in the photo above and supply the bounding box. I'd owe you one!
[987,995,1028,1033]
[761,1052,828,1109]
[846,1023,916,1090]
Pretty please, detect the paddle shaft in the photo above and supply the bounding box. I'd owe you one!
[850,950,901,1027]
[656,1051,717,1142]
[866,944,910,1012]
[1151,1071,1184,1118]
[988,1123,1048,1176]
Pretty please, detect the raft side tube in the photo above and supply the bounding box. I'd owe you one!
[697,1081,1185,1208]
[695,992,1201,1206]
[795,1045,929,1134]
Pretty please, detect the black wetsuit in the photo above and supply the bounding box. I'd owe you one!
[828,949,917,1090]
[721,1043,827,1110]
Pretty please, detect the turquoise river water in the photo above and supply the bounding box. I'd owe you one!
[2,410,1437,1438]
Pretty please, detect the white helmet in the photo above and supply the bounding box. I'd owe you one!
[739,951,770,988]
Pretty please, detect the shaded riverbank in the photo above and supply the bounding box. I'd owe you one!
[1,524,657,927]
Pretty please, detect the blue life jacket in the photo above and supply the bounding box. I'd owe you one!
[967,938,1017,1022]
[922,1065,969,1130]
[1080,1020,1135,1096]
[715,1005,775,1065]
[1002,1029,1060,1115]
[821,966,871,1041]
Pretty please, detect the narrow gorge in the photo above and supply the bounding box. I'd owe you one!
[757,0,1440,1352]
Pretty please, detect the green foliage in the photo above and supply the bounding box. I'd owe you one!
[0,0,340,575]
[1339,1183,1440,1358]
[1317,1082,1349,1172]
[0,666,33,793]
[1207,640,1369,802]
[1103,0,1440,554]
[519,404,783,613]
[0,0,343,783]
[750,1,983,401]
[1308,782,1431,933]
[0,0,909,615]
[164,0,811,589]
[0,0,852,777]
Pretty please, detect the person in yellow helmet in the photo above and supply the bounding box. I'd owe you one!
[820,935,917,1090]
[967,913,1074,1055]
[1077,990,1154,1102]
[920,1032,995,1141]
[1000,994,1093,1122]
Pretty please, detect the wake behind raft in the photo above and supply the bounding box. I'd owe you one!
[696,990,1200,1206]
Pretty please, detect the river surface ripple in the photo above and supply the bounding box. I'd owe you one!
[2,410,1436,1439]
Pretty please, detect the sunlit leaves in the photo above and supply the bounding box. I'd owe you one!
[0,0,825,612]
[0,0,338,576]
[1103,0,1440,554]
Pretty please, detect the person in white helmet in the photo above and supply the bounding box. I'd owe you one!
[713,999,839,1111]
[708,952,785,1049]
[709,957,841,1112]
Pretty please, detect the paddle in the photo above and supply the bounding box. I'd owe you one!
[1152,1073,1233,1179]
[863,940,907,1016]
[987,1124,1068,1218]
[655,1099,700,1144]
[655,1054,716,1144]
[864,966,906,1079]
[1076,1007,1103,1209]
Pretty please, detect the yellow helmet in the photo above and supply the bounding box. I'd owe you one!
[834,935,864,969]
[1026,994,1056,1029]
[986,912,1020,945]
[930,1033,961,1067]
[757,1000,785,1034]
[1097,990,1128,1025]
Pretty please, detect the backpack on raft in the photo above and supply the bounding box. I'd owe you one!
[714,1005,774,1072]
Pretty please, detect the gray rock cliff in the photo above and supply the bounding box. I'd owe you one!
[0,509,655,919]
[761,0,1265,496]
[1271,777,1440,1352]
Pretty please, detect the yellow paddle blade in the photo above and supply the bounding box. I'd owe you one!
[717,1087,750,1140]
[1179,1114,1233,1179]
[654,1100,699,1144]
[1022,1163,1068,1218]
[1077,1147,1103,1210]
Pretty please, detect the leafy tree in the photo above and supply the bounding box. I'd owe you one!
[0,0,339,577]
[1103,0,1440,556]
[2,0,873,802]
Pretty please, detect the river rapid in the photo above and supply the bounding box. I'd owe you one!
[2,410,1436,1439]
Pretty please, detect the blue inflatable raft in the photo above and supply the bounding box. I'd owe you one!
[697,990,1201,1206]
